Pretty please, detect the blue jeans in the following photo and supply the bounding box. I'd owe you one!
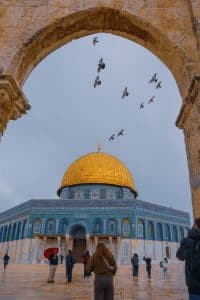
[189,294,200,300]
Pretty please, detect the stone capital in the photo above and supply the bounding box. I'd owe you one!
[0,74,31,134]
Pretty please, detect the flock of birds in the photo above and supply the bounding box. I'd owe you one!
[92,36,163,143]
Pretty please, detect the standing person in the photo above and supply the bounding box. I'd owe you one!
[3,253,10,271]
[160,257,168,278]
[176,218,200,300]
[65,250,75,283]
[89,242,117,300]
[143,255,152,278]
[131,253,139,277]
[83,250,91,278]
[47,252,58,283]
[60,254,64,264]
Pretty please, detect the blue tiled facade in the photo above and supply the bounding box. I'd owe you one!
[0,184,190,244]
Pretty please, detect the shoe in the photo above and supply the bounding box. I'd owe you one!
[52,280,55,283]
[47,280,53,283]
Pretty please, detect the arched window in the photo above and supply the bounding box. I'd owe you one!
[172,225,178,242]
[94,219,103,234]
[122,219,131,237]
[46,219,55,234]
[11,223,17,240]
[33,219,41,234]
[3,226,7,242]
[22,220,27,238]
[6,224,12,241]
[164,224,171,241]
[147,221,154,240]
[137,219,144,238]
[16,222,22,240]
[108,220,116,234]
[0,227,3,242]
[178,226,184,241]
[156,223,163,241]
[60,219,68,234]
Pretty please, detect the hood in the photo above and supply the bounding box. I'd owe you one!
[188,227,200,240]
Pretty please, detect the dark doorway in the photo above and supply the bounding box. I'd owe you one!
[70,224,86,263]
[165,246,170,258]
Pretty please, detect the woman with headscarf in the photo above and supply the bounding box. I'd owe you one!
[89,242,117,300]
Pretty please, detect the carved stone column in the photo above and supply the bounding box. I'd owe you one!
[176,75,200,218]
[0,75,31,135]
[86,234,90,251]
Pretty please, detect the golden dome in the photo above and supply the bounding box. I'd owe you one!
[57,150,136,195]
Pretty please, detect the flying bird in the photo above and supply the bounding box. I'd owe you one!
[121,87,129,99]
[97,58,105,73]
[156,81,162,89]
[149,73,157,84]
[93,37,99,46]
[140,102,144,109]
[94,75,101,88]
[117,129,125,137]
[109,134,115,141]
[148,96,155,104]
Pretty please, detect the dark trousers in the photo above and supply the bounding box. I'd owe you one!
[94,276,114,300]
[146,265,151,278]
[3,261,8,270]
[133,265,139,276]
[66,268,72,282]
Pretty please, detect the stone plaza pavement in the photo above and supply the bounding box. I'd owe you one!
[0,262,187,300]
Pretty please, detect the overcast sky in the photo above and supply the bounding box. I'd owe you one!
[0,33,192,217]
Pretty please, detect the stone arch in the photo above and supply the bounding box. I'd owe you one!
[70,224,86,239]
[147,221,154,240]
[33,219,42,234]
[156,223,163,241]
[93,218,103,235]
[5,6,195,94]
[45,219,55,235]
[122,218,131,237]
[59,218,68,234]
[137,218,145,239]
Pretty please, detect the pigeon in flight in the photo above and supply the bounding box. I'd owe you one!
[149,73,157,84]
[148,96,155,104]
[140,102,144,109]
[117,129,125,137]
[97,58,105,73]
[94,75,101,88]
[109,134,115,141]
[121,87,129,99]
[93,37,99,46]
[156,81,162,89]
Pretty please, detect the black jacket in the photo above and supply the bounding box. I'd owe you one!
[66,254,75,270]
[176,227,200,294]
[48,254,58,266]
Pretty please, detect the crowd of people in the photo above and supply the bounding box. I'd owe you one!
[2,217,200,300]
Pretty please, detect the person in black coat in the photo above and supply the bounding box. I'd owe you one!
[143,255,152,278]
[176,218,200,299]
[131,253,139,276]
[3,254,10,270]
[65,250,75,283]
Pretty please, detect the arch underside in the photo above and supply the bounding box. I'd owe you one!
[9,7,191,96]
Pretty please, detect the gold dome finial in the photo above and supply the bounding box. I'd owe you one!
[97,144,101,152]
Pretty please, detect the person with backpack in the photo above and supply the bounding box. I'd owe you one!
[131,253,139,276]
[176,218,200,300]
[143,255,152,278]
[159,257,168,278]
[89,242,117,300]
[83,250,91,278]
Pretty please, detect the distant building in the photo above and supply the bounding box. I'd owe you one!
[0,148,190,264]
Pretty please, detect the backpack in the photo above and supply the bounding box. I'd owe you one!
[190,240,200,276]
[159,261,163,268]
